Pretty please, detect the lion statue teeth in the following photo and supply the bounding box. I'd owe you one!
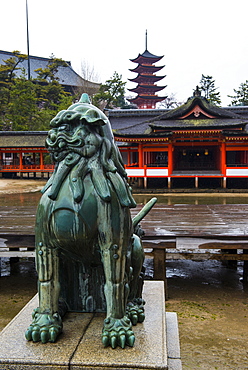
[25,93,156,349]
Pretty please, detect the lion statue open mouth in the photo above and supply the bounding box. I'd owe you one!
[25,94,156,349]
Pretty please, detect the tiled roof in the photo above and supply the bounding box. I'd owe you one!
[150,118,248,130]
[107,98,248,136]
[107,109,170,135]
[0,50,100,89]
[0,131,47,147]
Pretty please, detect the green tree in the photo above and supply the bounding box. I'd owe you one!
[0,51,28,128]
[34,55,72,111]
[5,76,38,130]
[0,50,27,88]
[228,81,248,106]
[199,74,221,106]
[0,52,74,131]
[93,72,126,109]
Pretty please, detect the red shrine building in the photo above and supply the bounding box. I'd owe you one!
[108,89,248,189]
[127,46,166,109]
[1,90,248,189]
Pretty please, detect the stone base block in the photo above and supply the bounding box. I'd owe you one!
[0,281,181,369]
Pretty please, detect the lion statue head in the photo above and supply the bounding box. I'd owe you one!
[43,94,136,208]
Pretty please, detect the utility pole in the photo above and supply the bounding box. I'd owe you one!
[26,0,31,80]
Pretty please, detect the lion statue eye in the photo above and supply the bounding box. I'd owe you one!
[58,124,69,131]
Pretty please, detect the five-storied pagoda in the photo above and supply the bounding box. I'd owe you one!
[127,31,166,109]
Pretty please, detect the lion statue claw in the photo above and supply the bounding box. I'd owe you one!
[25,94,156,348]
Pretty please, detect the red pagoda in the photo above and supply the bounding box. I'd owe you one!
[128,34,166,109]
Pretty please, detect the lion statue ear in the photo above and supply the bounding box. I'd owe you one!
[79,93,91,104]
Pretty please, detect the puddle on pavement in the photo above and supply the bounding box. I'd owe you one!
[134,193,248,205]
[1,192,248,207]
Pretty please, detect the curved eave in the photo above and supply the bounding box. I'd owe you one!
[129,65,164,73]
[129,74,166,83]
[128,85,167,93]
[150,119,248,130]
[129,95,166,100]
[222,129,248,138]
[114,133,171,142]
[130,50,164,64]
[128,96,166,103]
[153,96,242,121]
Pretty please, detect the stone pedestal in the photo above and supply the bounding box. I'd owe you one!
[0,281,181,370]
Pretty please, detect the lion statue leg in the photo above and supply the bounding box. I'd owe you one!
[97,200,135,349]
[126,234,146,326]
[25,240,62,343]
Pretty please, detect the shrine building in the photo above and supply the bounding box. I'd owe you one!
[108,89,248,189]
[1,90,248,189]
[0,131,53,178]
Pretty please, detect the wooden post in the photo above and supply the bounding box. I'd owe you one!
[144,177,147,189]
[222,249,237,268]
[222,177,227,189]
[243,249,248,284]
[195,176,198,188]
[153,248,168,300]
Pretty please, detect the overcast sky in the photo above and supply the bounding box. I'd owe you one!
[1,0,248,106]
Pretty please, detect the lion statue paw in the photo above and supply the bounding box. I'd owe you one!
[126,298,145,325]
[25,308,63,343]
[102,316,135,349]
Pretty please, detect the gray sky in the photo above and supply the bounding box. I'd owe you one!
[1,0,248,106]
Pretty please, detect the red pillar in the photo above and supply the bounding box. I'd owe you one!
[19,151,23,170]
[221,141,226,176]
[168,143,173,176]
[40,151,44,170]
[127,150,130,166]
[138,143,143,167]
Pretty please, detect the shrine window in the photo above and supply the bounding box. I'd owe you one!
[145,151,168,167]
[226,151,248,167]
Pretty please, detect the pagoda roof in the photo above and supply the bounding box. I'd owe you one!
[129,64,164,74]
[129,95,166,101]
[128,84,167,93]
[130,49,164,64]
[129,74,165,83]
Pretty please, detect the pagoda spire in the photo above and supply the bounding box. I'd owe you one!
[127,40,167,109]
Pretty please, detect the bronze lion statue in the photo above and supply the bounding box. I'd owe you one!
[25,94,156,348]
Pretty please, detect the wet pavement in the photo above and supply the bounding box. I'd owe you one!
[2,193,248,237]
[1,191,248,368]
